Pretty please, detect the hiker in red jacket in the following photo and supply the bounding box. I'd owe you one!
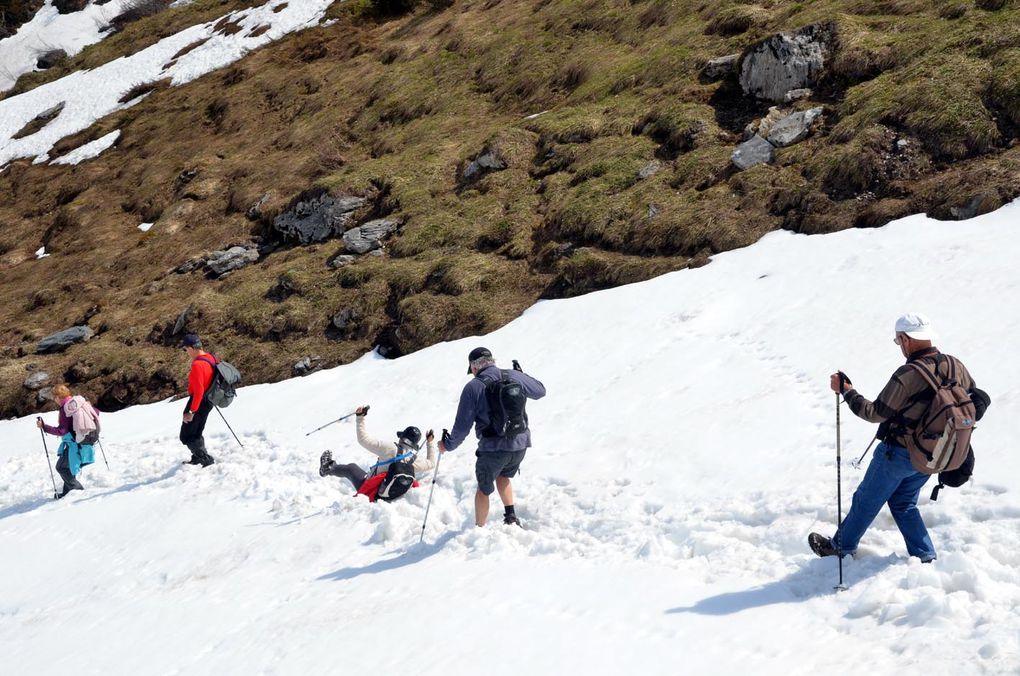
[180,334,215,467]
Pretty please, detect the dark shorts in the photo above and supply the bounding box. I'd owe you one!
[475,450,526,495]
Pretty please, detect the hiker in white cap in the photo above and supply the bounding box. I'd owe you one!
[808,313,989,562]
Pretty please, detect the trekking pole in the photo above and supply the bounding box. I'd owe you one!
[850,436,878,470]
[419,429,448,544]
[305,407,366,436]
[214,406,244,448]
[97,440,111,470]
[834,374,848,592]
[37,419,59,499]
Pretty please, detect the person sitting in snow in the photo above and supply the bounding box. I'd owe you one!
[318,405,436,502]
[35,384,100,499]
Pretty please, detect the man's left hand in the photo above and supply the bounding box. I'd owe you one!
[183,411,195,423]
[829,372,851,394]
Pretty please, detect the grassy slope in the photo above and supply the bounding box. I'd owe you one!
[1,0,1019,416]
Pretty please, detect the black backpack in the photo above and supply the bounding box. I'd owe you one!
[197,355,242,408]
[376,456,416,502]
[480,370,528,438]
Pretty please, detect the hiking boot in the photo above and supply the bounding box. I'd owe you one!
[808,532,843,558]
[503,514,522,528]
[55,482,83,500]
[199,454,215,467]
[319,450,333,477]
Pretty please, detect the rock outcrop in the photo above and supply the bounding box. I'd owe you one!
[739,24,836,103]
[37,326,94,354]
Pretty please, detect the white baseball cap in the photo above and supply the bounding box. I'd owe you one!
[895,313,936,341]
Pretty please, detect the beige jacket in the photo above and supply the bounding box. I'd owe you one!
[357,415,436,475]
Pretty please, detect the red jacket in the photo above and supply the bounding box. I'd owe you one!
[188,353,216,413]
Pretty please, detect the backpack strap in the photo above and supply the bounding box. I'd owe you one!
[196,354,219,368]
[906,359,941,391]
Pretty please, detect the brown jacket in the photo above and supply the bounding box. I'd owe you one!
[843,348,976,447]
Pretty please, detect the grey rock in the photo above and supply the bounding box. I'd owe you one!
[647,203,661,219]
[37,387,54,405]
[327,254,356,269]
[23,371,52,390]
[204,246,259,277]
[700,54,740,82]
[783,88,813,103]
[367,249,385,257]
[37,326,93,354]
[293,355,322,376]
[767,107,823,147]
[331,308,358,331]
[272,193,368,245]
[172,305,193,336]
[745,106,787,141]
[176,257,203,274]
[740,24,835,102]
[950,193,1001,221]
[36,49,68,70]
[731,135,775,170]
[462,150,506,183]
[246,192,272,221]
[637,161,661,180]
[343,219,398,255]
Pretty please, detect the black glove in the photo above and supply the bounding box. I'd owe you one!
[512,359,522,372]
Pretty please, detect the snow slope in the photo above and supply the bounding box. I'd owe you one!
[2,203,1019,675]
[0,0,335,166]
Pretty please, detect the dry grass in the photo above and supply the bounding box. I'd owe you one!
[2,0,1020,416]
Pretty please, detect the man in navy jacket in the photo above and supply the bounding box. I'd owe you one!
[440,347,546,527]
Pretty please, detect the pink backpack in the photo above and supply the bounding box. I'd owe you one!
[63,395,101,444]
[905,357,976,475]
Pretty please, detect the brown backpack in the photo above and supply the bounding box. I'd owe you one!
[905,356,977,475]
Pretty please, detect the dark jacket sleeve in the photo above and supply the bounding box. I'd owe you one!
[445,382,480,452]
[514,371,546,400]
[843,367,911,423]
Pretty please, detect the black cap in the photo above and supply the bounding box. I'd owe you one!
[180,334,202,348]
[396,426,422,449]
[467,347,492,374]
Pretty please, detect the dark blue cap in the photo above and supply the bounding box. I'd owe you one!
[180,334,202,348]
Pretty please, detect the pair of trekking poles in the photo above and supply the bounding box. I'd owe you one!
[37,417,111,499]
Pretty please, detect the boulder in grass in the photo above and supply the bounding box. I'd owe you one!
[461,149,506,185]
[731,135,775,170]
[739,24,836,103]
[204,246,259,278]
[272,191,368,245]
[700,54,740,83]
[23,371,52,390]
[343,219,398,255]
[37,326,93,354]
[767,107,823,147]
[36,49,68,70]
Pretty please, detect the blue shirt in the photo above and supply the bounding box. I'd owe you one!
[445,365,546,453]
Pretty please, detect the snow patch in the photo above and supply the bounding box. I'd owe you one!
[0,0,336,166]
[50,129,119,165]
[138,222,154,232]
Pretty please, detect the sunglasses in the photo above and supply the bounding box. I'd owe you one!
[893,334,905,345]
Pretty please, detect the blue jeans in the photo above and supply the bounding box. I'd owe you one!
[832,442,936,561]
